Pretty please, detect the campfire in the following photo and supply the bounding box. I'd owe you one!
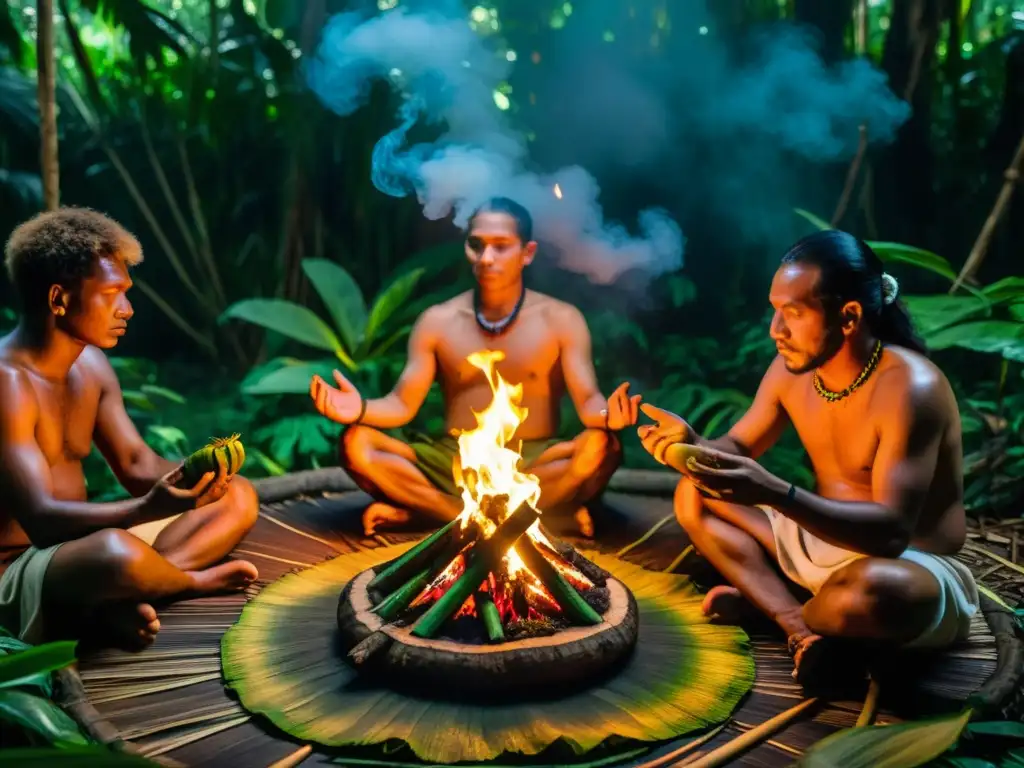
[363,350,612,644]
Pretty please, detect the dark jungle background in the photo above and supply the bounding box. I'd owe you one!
[1,0,1022,518]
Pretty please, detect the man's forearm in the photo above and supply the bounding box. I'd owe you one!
[361,393,415,430]
[29,496,151,548]
[697,433,749,457]
[580,394,610,430]
[764,478,909,558]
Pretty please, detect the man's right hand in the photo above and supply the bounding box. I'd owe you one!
[143,465,229,521]
[310,370,365,425]
[638,404,695,468]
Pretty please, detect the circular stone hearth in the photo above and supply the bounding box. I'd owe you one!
[337,566,640,698]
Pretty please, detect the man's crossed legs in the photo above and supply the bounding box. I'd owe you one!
[673,479,978,685]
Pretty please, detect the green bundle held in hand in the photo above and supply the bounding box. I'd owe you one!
[179,434,246,486]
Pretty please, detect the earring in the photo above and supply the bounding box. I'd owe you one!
[56,308,65,316]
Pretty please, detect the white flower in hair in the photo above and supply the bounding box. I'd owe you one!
[881,272,899,305]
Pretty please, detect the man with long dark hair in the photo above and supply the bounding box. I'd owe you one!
[639,229,978,687]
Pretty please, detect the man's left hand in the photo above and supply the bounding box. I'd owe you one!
[682,447,784,506]
[602,382,642,431]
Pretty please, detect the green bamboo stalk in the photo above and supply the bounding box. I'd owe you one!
[411,504,538,639]
[476,589,504,643]
[369,519,458,594]
[518,540,602,626]
[373,567,431,622]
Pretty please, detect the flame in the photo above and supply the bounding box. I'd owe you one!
[553,183,563,199]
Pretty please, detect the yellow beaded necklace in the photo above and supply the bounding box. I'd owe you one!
[812,340,883,403]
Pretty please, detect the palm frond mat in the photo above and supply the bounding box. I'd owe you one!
[221,543,755,764]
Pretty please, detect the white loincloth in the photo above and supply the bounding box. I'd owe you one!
[760,506,980,649]
[127,514,183,547]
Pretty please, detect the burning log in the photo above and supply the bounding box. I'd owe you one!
[373,566,433,623]
[411,502,539,639]
[475,589,505,643]
[369,518,461,596]
[518,539,602,626]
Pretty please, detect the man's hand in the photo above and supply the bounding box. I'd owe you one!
[680,447,784,506]
[310,370,364,425]
[602,382,642,431]
[637,404,694,465]
[143,464,230,521]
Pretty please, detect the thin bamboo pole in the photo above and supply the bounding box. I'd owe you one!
[36,0,59,210]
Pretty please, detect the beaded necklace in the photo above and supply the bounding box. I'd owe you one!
[474,287,526,337]
[812,340,883,403]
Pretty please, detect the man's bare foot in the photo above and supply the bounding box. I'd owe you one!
[187,559,258,595]
[363,502,411,537]
[100,602,161,651]
[575,507,595,538]
[701,585,748,623]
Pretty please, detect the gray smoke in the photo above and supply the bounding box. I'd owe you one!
[307,2,910,285]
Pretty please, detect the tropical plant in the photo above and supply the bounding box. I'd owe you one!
[223,257,430,396]
[798,705,1024,768]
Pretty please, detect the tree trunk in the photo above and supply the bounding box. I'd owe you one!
[794,0,854,64]
[876,0,945,246]
[36,0,59,210]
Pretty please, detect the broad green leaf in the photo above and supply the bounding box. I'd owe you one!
[865,241,957,281]
[0,746,158,765]
[1010,304,1024,323]
[301,259,368,353]
[220,299,343,356]
[363,269,425,348]
[0,641,76,689]
[794,208,832,231]
[368,325,414,359]
[249,448,287,477]
[983,277,1024,303]
[927,321,1024,356]
[242,359,338,395]
[0,689,88,747]
[902,295,990,336]
[797,708,972,768]
[964,720,1024,740]
[139,385,186,404]
[0,636,31,654]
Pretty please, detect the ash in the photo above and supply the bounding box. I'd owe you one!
[582,587,611,614]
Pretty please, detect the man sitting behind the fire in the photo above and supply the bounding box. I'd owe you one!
[638,229,979,686]
[310,197,639,537]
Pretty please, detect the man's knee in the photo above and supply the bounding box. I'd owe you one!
[673,477,705,533]
[339,425,375,472]
[572,429,620,477]
[223,476,259,533]
[85,529,152,587]
[810,559,939,637]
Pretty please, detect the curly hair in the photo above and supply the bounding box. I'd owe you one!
[4,207,143,313]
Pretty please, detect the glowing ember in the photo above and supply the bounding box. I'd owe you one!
[553,183,563,199]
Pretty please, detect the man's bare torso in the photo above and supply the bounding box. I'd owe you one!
[0,336,102,549]
[427,291,568,440]
[777,346,965,555]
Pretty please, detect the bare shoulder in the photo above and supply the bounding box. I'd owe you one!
[876,346,955,420]
[762,354,797,399]
[536,293,586,328]
[412,293,466,338]
[0,362,38,422]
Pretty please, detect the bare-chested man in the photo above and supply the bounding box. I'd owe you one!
[310,197,639,537]
[0,208,259,650]
[638,229,979,688]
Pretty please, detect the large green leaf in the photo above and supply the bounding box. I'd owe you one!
[301,259,368,353]
[0,746,158,765]
[362,269,425,350]
[0,641,76,690]
[220,299,344,357]
[983,277,1024,304]
[242,359,338,395]
[864,241,957,281]
[902,295,991,336]
[0,689,89,747]
[794,208,832,231]
[797,708,972,768]
[927,321,1024,360]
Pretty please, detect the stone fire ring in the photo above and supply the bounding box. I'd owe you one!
[337,567,640,698]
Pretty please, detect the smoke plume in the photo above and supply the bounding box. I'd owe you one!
[307,2,910,285]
